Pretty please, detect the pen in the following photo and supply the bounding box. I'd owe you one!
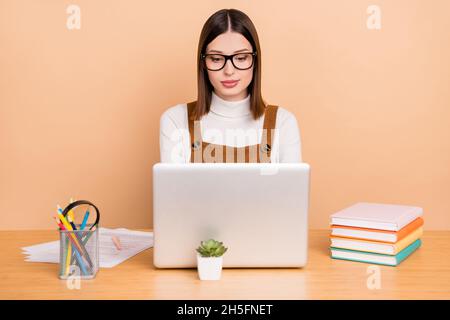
[80,206,90,231]
[81,225,96,246]
[67,214,78,231]
[111,236,122,251]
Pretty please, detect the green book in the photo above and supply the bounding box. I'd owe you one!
[330,239,422,266]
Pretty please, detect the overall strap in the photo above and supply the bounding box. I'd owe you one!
[187,101,202,162]
[260,105,279,159]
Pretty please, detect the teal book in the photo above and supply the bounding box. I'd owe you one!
[330,239,421,266]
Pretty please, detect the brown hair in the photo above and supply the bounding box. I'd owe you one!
[192,8,266,121]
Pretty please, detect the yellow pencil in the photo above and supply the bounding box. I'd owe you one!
[56,210,84,253]
[66,239,72,275]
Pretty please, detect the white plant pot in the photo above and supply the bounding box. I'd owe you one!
[197,254,223,280]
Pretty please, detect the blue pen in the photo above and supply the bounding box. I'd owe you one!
[80,208,90,231]
[73,247,89,275]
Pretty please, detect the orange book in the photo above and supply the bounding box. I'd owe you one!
[330,226,423,255]
[330,217,424,243]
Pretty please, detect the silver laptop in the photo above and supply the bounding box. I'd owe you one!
[152,163,310,268]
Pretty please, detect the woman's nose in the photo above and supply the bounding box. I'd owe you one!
[223,59,235,75]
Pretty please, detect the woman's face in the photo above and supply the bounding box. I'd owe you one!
[205,30,254,101]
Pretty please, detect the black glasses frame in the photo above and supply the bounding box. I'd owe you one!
[201,52,257,71]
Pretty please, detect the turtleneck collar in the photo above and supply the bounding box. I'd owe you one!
[209,91,251,118]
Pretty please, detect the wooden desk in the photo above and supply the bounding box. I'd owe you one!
[0,230,449,299]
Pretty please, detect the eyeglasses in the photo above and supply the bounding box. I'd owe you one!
[201,52,257,71]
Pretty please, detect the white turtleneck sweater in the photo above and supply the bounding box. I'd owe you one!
[159,91,302,163]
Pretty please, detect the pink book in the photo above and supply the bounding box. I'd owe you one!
[330,202,423,231]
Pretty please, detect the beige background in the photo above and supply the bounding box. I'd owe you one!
[1,0,449,230]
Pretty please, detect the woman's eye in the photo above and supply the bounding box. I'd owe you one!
[208,56,223,63]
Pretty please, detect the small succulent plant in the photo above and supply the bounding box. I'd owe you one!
[196,239,228,257]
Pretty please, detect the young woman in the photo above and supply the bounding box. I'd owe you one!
[160,8,302,163]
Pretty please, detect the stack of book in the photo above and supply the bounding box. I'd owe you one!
[330,202,423,266]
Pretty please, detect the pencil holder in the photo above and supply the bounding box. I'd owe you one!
[59,224,99,280]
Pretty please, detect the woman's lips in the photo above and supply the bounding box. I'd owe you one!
[221,80,239,88]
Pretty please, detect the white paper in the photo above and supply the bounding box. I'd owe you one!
[21,227,154,268]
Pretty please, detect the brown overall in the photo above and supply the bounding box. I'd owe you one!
[187,101,279,163]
